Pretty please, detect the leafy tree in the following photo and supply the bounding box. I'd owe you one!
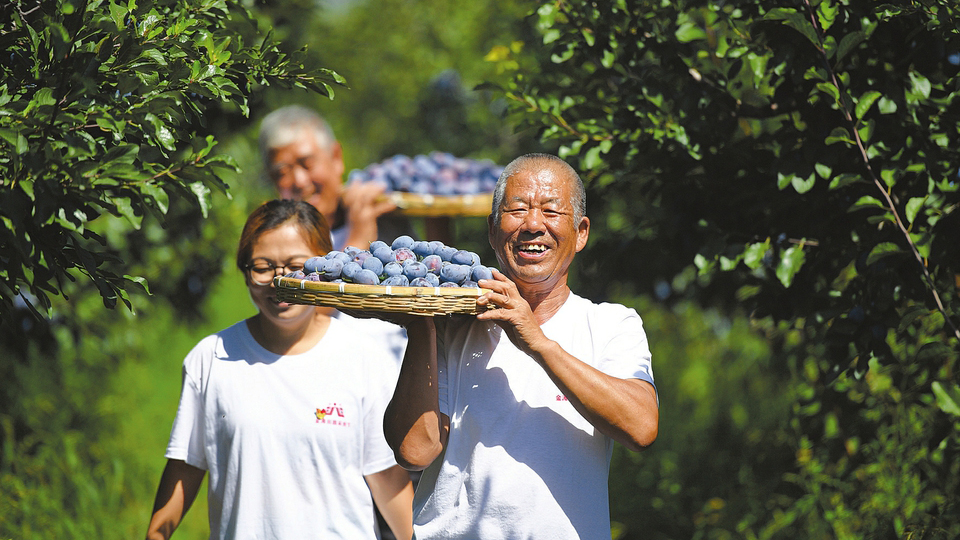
[0,1,338,536]
[0,0,342,319]
[492,0,960,538]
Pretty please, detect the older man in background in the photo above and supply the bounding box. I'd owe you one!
[258,105,407,250]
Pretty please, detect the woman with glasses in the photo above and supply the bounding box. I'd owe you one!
[145,199,413,540]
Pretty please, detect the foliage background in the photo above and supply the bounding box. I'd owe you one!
[1,1,957,539]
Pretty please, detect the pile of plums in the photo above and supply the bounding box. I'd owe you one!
[346,152,501,195]
[284,235,496,288]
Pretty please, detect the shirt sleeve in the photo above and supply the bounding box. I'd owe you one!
[164,341,210,470]
[596,304,657,400]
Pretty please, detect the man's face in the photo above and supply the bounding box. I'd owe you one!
[267,130,344,220]
[488,163,589,294]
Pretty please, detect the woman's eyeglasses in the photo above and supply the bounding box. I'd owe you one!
[244,259,306,285]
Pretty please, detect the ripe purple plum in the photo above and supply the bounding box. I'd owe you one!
[373,245,394,264]
[320,258,343,280]
[412,241,433,258]
[303,256,325,274]
[341,261,362,281]
[394,247,416,263]
[471,265,493,282]
[361,255,383,276]
[421,254,443,274]
[451,250,475,266]
[403,261,428,281]
[383,261,403,278]
[354,269,380,285]
[326,251,352,265]
[437,245,457,262]
[382,275,410,286]
[440,263,470,284]
[391,235,415,250]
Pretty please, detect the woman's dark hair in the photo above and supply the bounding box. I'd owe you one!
[235,199,333,271]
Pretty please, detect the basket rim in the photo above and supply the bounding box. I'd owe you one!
[381,191,493,217]
[274,275,492,298]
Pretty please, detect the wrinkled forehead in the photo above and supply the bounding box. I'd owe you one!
[503,166,574,206]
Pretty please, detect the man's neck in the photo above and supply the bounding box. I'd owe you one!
[522,284,571,326]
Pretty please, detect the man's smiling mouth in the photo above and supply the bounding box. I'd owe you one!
[518,244,548,255]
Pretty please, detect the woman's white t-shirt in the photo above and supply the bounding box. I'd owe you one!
[165,317,399,539]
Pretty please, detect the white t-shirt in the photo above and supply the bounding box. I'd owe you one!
[165,318,400,540]
[413,293,656,540]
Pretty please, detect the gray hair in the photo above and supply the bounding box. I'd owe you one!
[491,153,586,225]
[258,105,337,174]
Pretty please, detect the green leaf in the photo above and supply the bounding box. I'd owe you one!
[140,183,169,214]
[908,71,931,99]
[830,173,864,189]
[866,242,902,265]
[764,8,821,48]
[880,168,897,189]
[776,245,805,288]
[897,305,929,334]
[676,22,707,42]
[815,163,832,179]
[825,127,854,146]
[743,240,771,270]
[848,195,885,212]
[855,90,882,119]
[905,197,925,224]
[816,82,840,102]
[190,181,212,218]
[931,382,960,416]
[877,96,897,114]
[792,173,816,194]
[109,2,127,30]
[124,274,151,295]
[583,145,603,170]
[777,172,792,190]
[835,30,866,62]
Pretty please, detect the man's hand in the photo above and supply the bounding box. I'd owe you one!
[475,269,552,356]
[341,181,397,248]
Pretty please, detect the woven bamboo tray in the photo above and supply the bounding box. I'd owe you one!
[383,191,493,218]
[274,276,492,316]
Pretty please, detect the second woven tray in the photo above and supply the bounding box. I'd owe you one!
[384,191,493,218]
[274,276,492,316]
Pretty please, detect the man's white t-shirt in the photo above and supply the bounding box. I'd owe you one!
[413,293,656,540]
[165,317,400,539]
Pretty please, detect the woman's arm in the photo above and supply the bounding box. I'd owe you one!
[145,459,206,540]
[365,465,414,540]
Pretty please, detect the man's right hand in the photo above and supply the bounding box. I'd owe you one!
[341,181,397,248]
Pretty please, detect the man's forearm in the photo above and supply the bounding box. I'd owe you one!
[531,339,659,451]
[384,318,448,470]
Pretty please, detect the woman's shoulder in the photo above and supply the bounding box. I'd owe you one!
[182,320,252,367]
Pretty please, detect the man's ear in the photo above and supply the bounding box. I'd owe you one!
[576,216,590,252]
[331,142,345,178]
[487,213,496,252]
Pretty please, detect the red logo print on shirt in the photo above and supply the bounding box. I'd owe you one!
[315,403,350,427]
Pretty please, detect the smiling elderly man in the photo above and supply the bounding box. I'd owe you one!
[383,153,659,540]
